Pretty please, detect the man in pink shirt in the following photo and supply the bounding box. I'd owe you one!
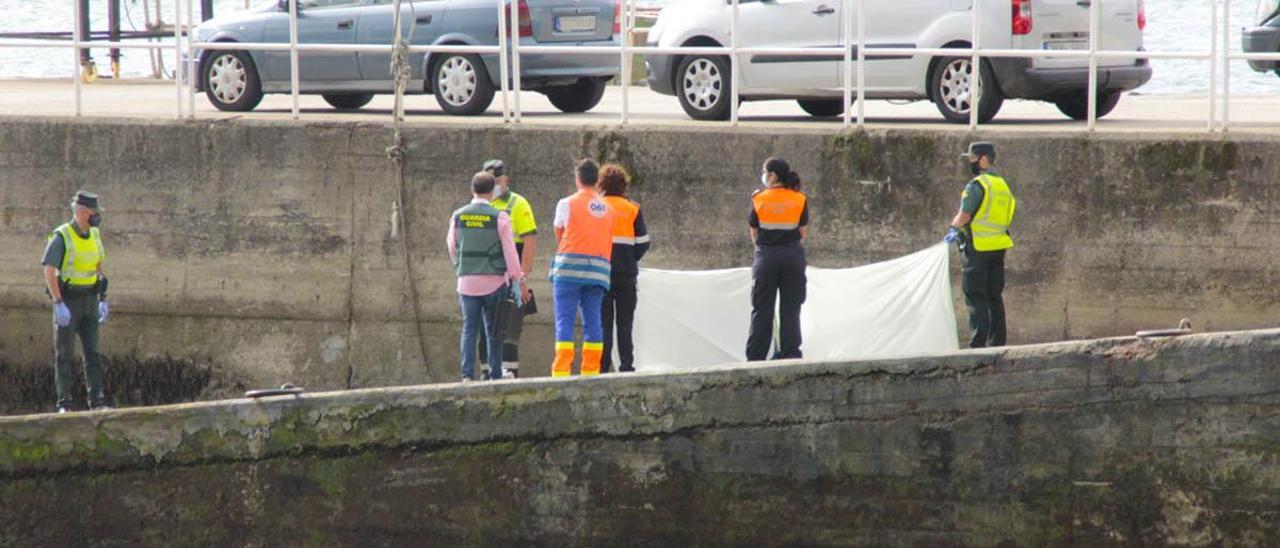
[447,172,526,382]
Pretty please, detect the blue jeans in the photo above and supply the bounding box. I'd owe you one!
[553,282,606,344]
[459,285,507,380]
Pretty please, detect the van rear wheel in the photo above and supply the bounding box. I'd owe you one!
[797,99,844,118]
[1054,90,1122,120]
[930,56,1003,123]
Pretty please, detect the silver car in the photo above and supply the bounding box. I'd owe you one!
[194,0,622,115]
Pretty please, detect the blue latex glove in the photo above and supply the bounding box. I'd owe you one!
[944,227,962,244]
[54,302,71,327]
[511,281,524,309]
[99,301,109,324]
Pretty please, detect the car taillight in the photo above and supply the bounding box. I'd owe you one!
[1137,0,1146,30]
[1011,0,1033,35]
[613,0,623,35]
[501,0,533,38]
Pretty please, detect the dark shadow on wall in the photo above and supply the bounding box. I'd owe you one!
[0,355,249,415]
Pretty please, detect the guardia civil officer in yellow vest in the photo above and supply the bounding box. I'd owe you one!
[945,142,1017,348]
[40,191,112,413]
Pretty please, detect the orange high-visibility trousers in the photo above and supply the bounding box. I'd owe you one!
[581,342,603,376]
[551,341,574,377]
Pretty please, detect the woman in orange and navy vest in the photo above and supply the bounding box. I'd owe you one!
[746,157,809,361]
[599,164,650,373]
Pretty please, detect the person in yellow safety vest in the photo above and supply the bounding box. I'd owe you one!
[945,142,1017,348]
[40,191,112,413]
[476,159,538,379]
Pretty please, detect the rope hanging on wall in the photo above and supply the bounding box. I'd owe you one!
[386,0,435,382]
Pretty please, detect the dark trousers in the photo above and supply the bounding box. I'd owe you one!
[962,248,1007,348]
[477,288,524,377]
[602,275,638,372]
[54,291,106,409]
[746,243,806,361]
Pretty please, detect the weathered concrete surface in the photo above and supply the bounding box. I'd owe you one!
[2,329,1279,546]
[2,117,1280,400]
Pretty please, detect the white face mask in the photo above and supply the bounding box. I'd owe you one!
[760,172,771,187]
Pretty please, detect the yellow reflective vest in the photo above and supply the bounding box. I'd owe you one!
[968,173,1016,252]
[52,223,104,286]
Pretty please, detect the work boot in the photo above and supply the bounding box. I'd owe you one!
[551,342,574,377]
[581,342,603,376]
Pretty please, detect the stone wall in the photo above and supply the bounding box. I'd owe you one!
[1,330,1279,546]
[1,117,1277,399]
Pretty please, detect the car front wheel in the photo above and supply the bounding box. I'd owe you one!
[930,56,1003,124]
[432,53,495,116]
[1054,90,1122,120]
[545,78,609,113]
[676,55,732,121]
[203,50,263,112]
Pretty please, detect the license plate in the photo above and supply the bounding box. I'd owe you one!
[556,15,597,33]
[1043,41,1087,50]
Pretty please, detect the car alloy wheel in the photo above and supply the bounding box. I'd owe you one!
[437,56,477,108]
[938,58,973,115]
[682,58,723,112]
[208,53,247,105]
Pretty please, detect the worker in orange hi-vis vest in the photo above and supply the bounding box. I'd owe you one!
[746,157,810,362]
[598,164,650,373]
[549,159,615,377]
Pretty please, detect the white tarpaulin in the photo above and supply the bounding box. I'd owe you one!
[631,243,958,371]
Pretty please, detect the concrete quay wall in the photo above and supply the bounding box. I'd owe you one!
[0,117,1277,400]
[1,330,1279,546]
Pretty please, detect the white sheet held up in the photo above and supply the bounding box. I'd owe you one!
[632,243,958,371]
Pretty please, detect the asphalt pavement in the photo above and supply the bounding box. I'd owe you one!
[1,78,1277,135]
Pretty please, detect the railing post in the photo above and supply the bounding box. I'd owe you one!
[1086,0,1098,131]
[187,0,197,119]
[621,0,631,124]
[969,0,980,130]
[856,0,865,128]
[1210,0,1220,132]
[510,0,523,123]
[289,0,300,120]
[73,0,83,117]
[1221,0,1231,132]
[174,0,184,119]
[842,0,852,129]
[730,0,740,126]
[497,0,511,123]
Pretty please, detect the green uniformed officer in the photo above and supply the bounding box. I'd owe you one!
[945,142,1017,348]
[41,191,112,413]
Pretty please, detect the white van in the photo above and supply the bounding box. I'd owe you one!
[643,0,1152,122]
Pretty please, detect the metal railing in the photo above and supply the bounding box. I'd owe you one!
[0,0,1276,133]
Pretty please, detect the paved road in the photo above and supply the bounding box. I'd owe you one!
[1,78,1277,135]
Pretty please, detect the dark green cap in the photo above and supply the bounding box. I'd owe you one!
[960,141,996,162]
[482,159,506,178]
[71,190,103,211]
